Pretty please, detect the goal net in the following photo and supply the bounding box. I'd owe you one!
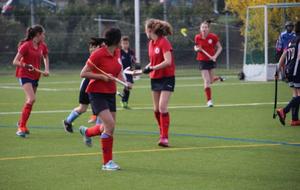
[243,2,300,81]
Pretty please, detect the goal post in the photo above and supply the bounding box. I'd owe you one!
[243,2,300,81]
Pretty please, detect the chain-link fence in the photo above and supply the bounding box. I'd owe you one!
[1,13,244,76]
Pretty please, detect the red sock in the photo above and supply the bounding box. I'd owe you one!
[86,124,102,137]
[19,103,33,131]
[160,112,170,139]
[154,111,162,136]
[204,87,212,101]
[101,134,113,165]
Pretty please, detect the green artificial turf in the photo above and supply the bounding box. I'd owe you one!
[0,70,299,190]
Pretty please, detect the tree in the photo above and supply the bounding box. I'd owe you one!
[226,0,299,52]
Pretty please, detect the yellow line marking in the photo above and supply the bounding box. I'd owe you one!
[0,143,283,161]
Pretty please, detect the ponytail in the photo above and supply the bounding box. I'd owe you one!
[145,19,173,37]
[18,25,45,47]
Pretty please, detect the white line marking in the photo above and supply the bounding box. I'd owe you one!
[0,75,260,86]
[0,82,273,91]
[0,102,287,115]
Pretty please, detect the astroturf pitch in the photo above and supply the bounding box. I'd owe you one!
[0,70,299,190]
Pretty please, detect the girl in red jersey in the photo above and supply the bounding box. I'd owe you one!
[12,25,49,138]
[143,19,175,147]
[194,20,223,107]
[80,28,130,171]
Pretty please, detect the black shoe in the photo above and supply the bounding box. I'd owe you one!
[219,76,225,82]
[62,120,73,133]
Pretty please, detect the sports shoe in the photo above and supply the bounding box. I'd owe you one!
[120,101,130,109]
[290,120,300,126]
[16,129,26,138]
[102,160,120,171]
[62,120,73,133]
[219,76,225,82]
[276,108,286,126]
[207,100,213,107]
[158,138,169,147]
[16,122,30,134]
[88,115,97,123]
[79,126,92,147]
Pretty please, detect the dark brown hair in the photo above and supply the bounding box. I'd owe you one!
[104,28,122,46]
[18,25,44,47]
[201,20,212,27]
[89,37,106,47]
[145,19,173,36]
[295,21,300,35]
[121,36,130,42]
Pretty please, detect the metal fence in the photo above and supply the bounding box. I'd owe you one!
[0,14,244,75]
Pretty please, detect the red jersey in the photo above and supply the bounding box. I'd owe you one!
[194,33,219,61]
[15,40,48,80]
[86,47,122,94]
[148,36,175,79]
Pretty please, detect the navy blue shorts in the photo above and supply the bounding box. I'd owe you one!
[79,78,90,104]
[18,78,39,87]
[125,74,134,84]
[199,60,216,70]
[89,93,116,114]
[286,61,300,88]
[151,76,175,92]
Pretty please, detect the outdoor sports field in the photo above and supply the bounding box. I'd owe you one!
[0,69,299,190]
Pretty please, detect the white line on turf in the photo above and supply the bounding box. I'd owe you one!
[0,75,238,86]
[0,81,273,91]
[0,102,287,115]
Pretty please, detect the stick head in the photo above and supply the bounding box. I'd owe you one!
[180,28,188,37]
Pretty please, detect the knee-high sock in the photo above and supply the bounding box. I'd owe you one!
[122,88,130,102]
[292,106,299,121]
[154,111,161,136]
[291,97,300,120]
[96,116,102,125]
[66,110,80,124]
[19,103,33,130]
[283,97,300,114]
[86,124,102,137]
[204,87,212,101]
[160,112,170,139]
[101,133,113,165]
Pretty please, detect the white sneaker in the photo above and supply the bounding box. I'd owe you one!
[102,160,120,171]
[207,100,213,107]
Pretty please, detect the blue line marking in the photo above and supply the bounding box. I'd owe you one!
[1,125,299,147]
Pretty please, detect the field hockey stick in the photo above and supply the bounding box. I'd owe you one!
[33,67,48,75]
[22,63,48,76]
[273,65,279,119]
[123,67,143,76]
[89,61,128,87]
[180,28,215,61]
